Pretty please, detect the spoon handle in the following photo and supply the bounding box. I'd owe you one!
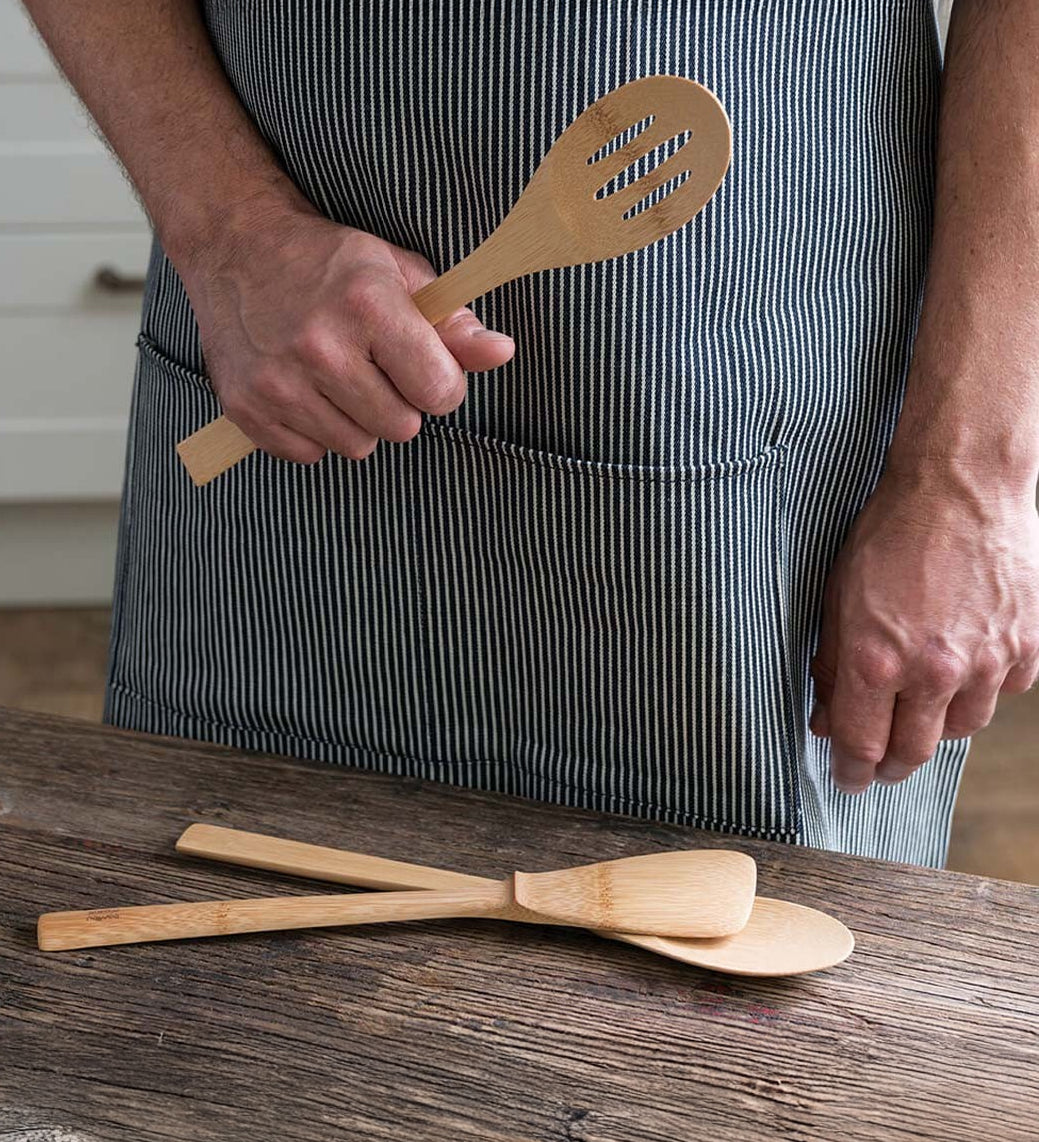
[175,822,493,891]
[37,883,509,952]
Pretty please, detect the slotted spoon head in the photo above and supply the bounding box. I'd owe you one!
[503,73,732,272]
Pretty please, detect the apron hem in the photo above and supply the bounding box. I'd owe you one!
[105,679,801,843]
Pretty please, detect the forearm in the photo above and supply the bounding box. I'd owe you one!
[20,0,315,271]
[887,0,1039,498]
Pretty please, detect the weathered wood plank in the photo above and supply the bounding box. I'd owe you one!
[0,708,1036,1141]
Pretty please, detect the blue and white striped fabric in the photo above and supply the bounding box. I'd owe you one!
[104,0,969,866]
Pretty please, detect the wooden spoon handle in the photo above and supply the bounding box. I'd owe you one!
[176,823,489,892]
[37,884,507,952]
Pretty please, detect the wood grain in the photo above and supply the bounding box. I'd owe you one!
[0,707,1036,1141]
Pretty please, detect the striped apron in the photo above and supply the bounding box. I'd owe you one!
[104,0,969,866]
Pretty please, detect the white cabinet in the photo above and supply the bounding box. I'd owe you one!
[0,0,150,509]
[0,0,150,604]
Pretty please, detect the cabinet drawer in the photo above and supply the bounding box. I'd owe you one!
[0,150,145,226]
[0,312,141,418]
[0,232,152,309]
[0,81,98,143]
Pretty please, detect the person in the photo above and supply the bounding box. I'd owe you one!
[23,0,1039,867]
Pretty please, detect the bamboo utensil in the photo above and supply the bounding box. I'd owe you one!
[176,74,732,486]
[36,847,755,952]
[173,825,854,978]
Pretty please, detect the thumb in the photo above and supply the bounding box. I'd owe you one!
[432,306,516,373]
[393,248,515,370]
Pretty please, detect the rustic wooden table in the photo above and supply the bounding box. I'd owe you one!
[1,708,1036,1141]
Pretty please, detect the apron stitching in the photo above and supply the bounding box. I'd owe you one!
[105,680,796,840]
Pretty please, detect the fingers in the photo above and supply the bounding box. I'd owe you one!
[873,692,950,784]
[202,228,519,468]
[312,357,423,444]
[941,677,1003,739]
[821,643,1013,792]
[432,306,516,374]
[223,381,376,464]
[825,647,898,794]
[1002,659,1039,695]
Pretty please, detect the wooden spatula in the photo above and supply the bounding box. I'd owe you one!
[36,847,755,952]
[176,74,732,486]
[173,824,855,977]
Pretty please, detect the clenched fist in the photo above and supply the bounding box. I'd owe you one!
[177,204,515,463]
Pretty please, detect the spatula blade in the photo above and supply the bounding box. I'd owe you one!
[513,849,756,938]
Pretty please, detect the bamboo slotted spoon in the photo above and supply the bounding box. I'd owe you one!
[176,74,732,486]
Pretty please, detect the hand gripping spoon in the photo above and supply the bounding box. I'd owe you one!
[176,74,732,486]
[36,847,755,952]
[173,825,855,977]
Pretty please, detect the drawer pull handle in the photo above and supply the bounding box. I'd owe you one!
[94,266,146,293]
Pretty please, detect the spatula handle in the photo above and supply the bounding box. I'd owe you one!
[37,884,507,952]
[176,823,489,892]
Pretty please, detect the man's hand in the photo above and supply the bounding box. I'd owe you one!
[18,0,514,466]
[811,472,1039,794]
[179,205,515,464]
[810,0,1039,797]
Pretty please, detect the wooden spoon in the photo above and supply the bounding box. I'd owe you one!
[36,847,755,952]
[176,74,732,486]
[174,825,853,977]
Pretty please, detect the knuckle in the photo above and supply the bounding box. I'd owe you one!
[835,739,886,769]
[918,652,964,694]
[345,439,378,461]
[972,648,1004,686]
[426,379,466,416]
[1003,670,1036,695]
[901,745,935,768]
[343,279,385,325]
[285,441,325,465]
[852,644,902,690]
[383,409,423,443]
[256,371,297,408]
[292,324,340,373]
[945,715,984,738]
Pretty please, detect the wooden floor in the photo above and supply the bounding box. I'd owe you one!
[1,607,1036,884]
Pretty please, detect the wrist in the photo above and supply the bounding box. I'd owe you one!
[160,178,320,283]
[882,438,1039,516]
[888,353,1039,503]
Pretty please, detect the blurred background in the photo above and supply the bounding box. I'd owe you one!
[1,0,1035,883]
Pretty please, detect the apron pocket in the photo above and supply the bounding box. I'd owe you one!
[411,422,799,841]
